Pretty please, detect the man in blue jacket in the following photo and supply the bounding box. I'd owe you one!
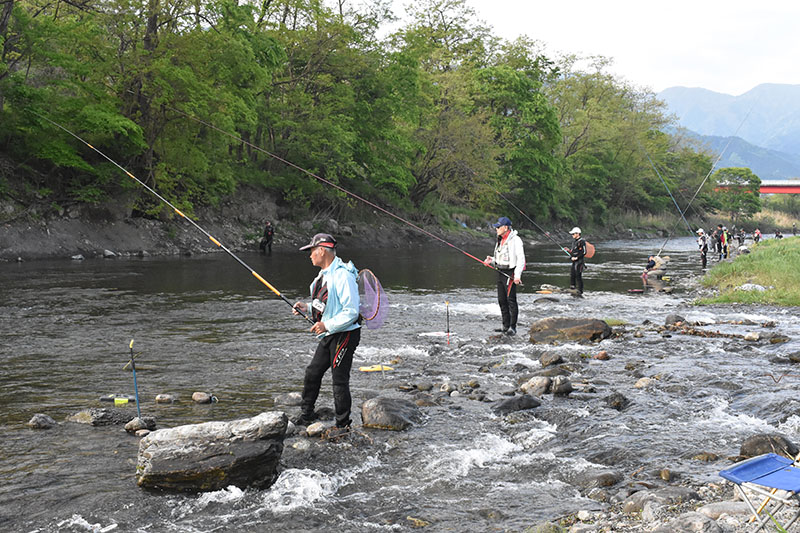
[292,233,361,434]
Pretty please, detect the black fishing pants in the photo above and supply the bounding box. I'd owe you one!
[496,268,518,330]
[301,327,361,427]
[570,261,584,293]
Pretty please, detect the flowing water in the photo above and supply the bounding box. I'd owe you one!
[2,237,800,532]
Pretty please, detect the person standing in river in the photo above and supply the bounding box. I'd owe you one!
[696,228,709,269]
[569,227,586,295]
[483,216,525,336]
[292,233,361,437]
[259,221,275,255]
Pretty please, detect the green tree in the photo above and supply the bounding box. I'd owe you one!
[546,55,673,222]
[710,167,762,225]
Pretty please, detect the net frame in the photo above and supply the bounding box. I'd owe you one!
[358,269,387,330]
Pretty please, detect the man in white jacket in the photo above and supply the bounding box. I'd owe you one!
[484,216,525,336]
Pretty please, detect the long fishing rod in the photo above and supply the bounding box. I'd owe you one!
[158,101,511,280]
[654,103,757,257]
[494,190,571,257]
[32,111,314,324]
[639,143,694,235]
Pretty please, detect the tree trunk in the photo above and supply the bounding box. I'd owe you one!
[136,0,160,185]
[0,0,14,112]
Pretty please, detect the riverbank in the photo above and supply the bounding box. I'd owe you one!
[700,237,800,306]
[0,185,677,262]
[0,186,490,261]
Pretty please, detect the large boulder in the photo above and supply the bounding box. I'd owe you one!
[136,411,287,492]
[528,317,612,344]
[740,433,799,458]
[492,394,541,415]
[361,397,422,431]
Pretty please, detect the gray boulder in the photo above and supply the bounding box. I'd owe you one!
[67,408,135,426]
[136,411,287,492]
[665,314,686,325]
[274,392,302,406]
[539,352,563,368]
[125,416,157,433]
[605,391,630,411]
[740,433,798,458]
[528,317,612,344]
[649,511,722,533]
[697,501,750,519]
[551,375,573,396]
[28,413,56,429]
[623,486,700,513]
[361,397,422,431]
[520,376,550,397]
[492,394,541,415]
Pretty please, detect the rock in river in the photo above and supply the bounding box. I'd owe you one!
[67,408,135,426]
[528,317,612,344]
[739,433,798,458]
[27,413,56,429]
[136,411,287,492]
[492,394,541,415]
[361,397,422,431]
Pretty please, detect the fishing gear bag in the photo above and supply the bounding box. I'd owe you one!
[357,269,387,330]
[585,242,596,259]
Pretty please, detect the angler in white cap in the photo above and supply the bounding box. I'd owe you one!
[696,228,709,269]
[568,227,585,294]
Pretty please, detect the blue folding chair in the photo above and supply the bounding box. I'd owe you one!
[720,453,800,532]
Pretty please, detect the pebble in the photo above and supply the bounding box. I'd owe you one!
[306,421,330,437]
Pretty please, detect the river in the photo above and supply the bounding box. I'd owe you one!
[2,237,800,532]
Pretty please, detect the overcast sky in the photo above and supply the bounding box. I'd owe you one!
[393,0,800,96]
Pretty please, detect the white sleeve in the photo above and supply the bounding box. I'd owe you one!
[513,236,525,280]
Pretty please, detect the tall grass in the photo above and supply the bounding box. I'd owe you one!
[699,237,800,306]
[606,210,707,233]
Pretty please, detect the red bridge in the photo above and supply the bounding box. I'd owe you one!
[760,180,800,194]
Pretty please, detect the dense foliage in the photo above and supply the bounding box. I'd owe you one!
[709,167,762,226]
[0,0,717,227]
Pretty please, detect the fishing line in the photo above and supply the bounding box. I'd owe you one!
[494,189,571,257]
[31,110,314,324]
[156,100,511,279]
[639,143,694,235]
[654,102,757,257]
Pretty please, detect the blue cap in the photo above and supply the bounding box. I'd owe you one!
[493,216,512,228]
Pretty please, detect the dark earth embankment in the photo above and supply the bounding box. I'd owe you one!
[0,186,495,261]
[1,184,675,262]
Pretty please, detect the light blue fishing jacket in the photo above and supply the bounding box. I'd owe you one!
[308,256,360,336]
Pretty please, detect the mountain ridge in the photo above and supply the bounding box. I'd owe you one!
[658,83,800,178]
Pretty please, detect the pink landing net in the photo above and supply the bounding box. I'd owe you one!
[358,269,387,330]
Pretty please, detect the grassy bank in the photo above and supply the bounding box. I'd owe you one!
[698,237,800,306]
